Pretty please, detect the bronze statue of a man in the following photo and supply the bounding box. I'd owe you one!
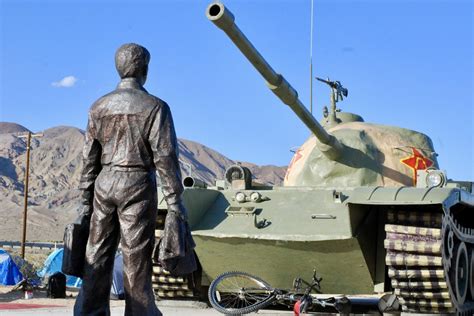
[74,43,185,316]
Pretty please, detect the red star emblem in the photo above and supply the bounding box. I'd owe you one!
[285,148,303,180]
[400,147,434,185]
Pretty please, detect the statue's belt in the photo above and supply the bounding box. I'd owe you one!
[101,164,154,172]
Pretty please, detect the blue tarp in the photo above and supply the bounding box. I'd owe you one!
[37,248,124,296]
[0,249,23,285]
[37,248,82,287]
[111,253,124,297]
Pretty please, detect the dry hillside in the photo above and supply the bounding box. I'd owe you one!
[0,122,286,241]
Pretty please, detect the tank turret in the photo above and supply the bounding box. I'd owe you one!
[206,2,439,188]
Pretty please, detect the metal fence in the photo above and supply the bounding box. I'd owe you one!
[0,240,63,250]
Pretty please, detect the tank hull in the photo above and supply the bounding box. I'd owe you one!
[156,185,474,314]
[171,186,380,293]
[193,235,374,294]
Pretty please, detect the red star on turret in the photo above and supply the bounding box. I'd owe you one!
[285,148,303,180]
[400,147,434,185]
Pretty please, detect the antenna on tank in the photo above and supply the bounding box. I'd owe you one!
[309,0,314,114]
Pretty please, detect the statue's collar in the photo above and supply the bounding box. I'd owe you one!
[117,78,147,92]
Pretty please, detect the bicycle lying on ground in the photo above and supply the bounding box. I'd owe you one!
[208,270,352,315]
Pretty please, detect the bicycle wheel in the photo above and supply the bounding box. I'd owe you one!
[208,271,276,315]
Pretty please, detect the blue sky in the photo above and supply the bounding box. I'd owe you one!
[0,0,473,180]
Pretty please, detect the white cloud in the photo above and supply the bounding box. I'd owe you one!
[52,75,78,88]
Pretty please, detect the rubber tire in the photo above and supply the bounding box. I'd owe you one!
[208,271,276,315]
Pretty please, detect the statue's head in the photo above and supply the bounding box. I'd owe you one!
[115,43,150,86]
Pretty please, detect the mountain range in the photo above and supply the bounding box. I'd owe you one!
[0,122,286,241]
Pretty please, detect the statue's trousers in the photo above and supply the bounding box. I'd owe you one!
[74,168,161,316]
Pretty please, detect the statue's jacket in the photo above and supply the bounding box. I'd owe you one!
[79,77,184,215]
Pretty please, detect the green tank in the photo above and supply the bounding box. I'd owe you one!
[153,3,474,315]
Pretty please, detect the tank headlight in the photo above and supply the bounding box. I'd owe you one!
[426,171,445,187]
[249,192,262,202]
[235,192,246,203]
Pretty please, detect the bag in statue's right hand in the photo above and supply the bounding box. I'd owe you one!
[61,212,90,278]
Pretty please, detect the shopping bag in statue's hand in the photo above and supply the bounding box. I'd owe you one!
[156,210,197,277]
[62,213,90,278]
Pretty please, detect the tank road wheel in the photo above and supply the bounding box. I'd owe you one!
[470,249,474,300]
[454,242,469,305]
[443,223,455,269]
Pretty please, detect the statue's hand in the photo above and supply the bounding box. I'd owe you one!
[167,202,188,222]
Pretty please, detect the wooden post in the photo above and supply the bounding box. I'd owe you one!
[21,132,31,259]
[18,132,43,259]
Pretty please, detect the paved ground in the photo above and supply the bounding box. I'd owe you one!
[0,286,295,315]
[0,300,295,316]
[0,286,396,315]
[0,304,225,316]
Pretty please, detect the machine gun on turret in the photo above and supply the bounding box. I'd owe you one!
[316,77,348,102]
[316,77,348,127]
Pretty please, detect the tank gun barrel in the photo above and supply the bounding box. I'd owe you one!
[206,2,342,159]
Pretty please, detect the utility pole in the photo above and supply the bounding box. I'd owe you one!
[17,131,43,259]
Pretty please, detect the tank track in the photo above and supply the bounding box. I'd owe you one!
[152,210,196,300]
[384,209,474,315]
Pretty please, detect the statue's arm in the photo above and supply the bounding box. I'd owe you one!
[78,112,102,216]
[149,102,185,217]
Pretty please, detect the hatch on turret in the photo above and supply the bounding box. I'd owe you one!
[321,111,364,127]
